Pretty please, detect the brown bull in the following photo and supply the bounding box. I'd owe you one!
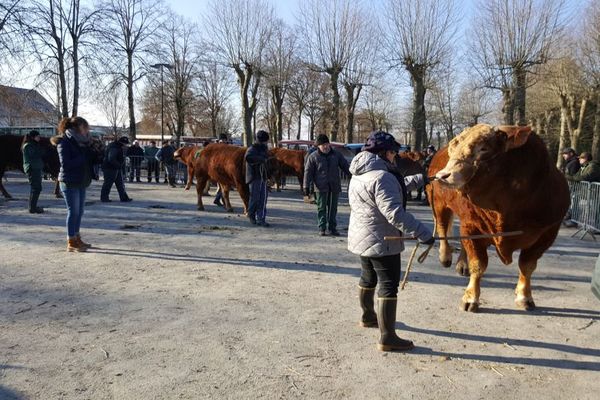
[0,134,61,199]
[270,147,305,192]
[192,143,249,213]
[426,124,569,312]
[174,145,203,190]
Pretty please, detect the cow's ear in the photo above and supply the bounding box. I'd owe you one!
[495,125,532,151]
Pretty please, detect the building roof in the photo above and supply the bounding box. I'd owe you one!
[0,85,56,127]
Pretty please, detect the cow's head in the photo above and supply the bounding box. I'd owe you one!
[435,124,532,188]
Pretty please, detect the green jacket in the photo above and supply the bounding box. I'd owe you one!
[570,160,600,183]
[22,142,44,173]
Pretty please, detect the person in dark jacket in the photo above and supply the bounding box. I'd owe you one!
[101,136,132,202]
[561,147,581,177]
[52,116,99,252]
[21,130,45,213]
[303,134,350,236]
[144,140,160,182]
[568,152,600,183]
[155,141,177,187]
[126,140,144,182]
[245,130,271,226]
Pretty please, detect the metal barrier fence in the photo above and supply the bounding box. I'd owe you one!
[568,181,600,240]
[101,156,188,185]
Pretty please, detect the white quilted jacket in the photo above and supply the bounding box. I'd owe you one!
[347,151,432,257]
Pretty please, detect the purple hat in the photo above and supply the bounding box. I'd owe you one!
[362,131,401,153]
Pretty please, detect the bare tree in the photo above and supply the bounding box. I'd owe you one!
[99,0,163,140]
[204,0,274,146]
[287,63,312,140]
[0,0,24,59]
[97,81,128,135]
[157,13,198,143]
[263,20,296,144]
[581,0,600,160]
[298,0,365,142]
[456,82,493,127]
[196,60,234,138]
[363,84,397,133]
[384,0,457,151]
[469,0,566,125]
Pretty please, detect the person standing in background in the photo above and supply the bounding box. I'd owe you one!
[101,136,132,202]
[245,130,271,226]
[126,140,144,182]
[303,134,350,236]
[21,130,45,213]
[156,141,177,188]
[145,140,160,183]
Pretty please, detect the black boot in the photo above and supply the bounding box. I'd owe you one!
[358,287,378,328]
[29,191,44,214]
[377,298,414,351]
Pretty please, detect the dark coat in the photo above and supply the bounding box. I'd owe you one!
[245,143,269,184]
[303,148,350,193]
[53,135,94,186]
[563,156,581,177]
[102,142,125,170]
[22,141,45,173]
[569,161,600,183]
[126,144,144,158]
[156,145,176,165]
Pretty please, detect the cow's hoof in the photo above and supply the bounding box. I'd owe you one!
[461,301,479,312]
[515,298,536,311]
[226,208,234,213]
[441,260,452,268]
[456,262,469,276]
[197,206,205,211]
[184,187,190,191]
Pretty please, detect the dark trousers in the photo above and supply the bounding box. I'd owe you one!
[315,191,339,231]
[129,160,141,181]
[248,179,268,222]
[359,254,402,298]
[101,168,129,201]
[27,168,42,211]
[147,160,160,182]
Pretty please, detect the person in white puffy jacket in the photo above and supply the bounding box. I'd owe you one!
[348,131,434,352]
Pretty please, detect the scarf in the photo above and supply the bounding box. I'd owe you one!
[65,128,91,148]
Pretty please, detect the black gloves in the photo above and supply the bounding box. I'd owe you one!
[420,236,435,246]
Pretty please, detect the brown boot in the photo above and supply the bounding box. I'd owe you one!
[67,237,87,252]
[76,234,92,249]
[377,298,414,352]
[358,287,378,328]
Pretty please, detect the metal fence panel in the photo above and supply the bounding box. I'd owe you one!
[568,181,600,239]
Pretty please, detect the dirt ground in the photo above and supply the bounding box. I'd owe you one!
[1,172,600,400]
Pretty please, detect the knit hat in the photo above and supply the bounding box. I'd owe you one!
[256,130,270,143]
[117,136,130,145]
[362,131,401,153]
[315,134,330,146]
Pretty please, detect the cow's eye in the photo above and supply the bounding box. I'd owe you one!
[480,147,489,153]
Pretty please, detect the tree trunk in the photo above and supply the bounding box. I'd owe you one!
[71,41,79,117]
[270,86,284,144]
[296,109,302,140]
[127,52,136,140]
[329,70,340,142]
[344,83,362,144]
[556,95,569,168]
[501,88,514,125]
[593,90,600,161]
[410,73,427,151]
[513,67,527,125]
[571,98,587,152]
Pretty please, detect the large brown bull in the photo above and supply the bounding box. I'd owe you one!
[0,134,61,199]
[270,147,305,192]
[174,145,202,190]
[426,124,569,312]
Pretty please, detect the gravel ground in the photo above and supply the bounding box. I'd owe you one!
[1,172,599,400]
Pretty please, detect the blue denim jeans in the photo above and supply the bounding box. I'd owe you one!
[59,183,86,238]
[248,179,268,223]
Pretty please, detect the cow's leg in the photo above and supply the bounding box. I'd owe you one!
[514,224,560,310]
[0,169,12,199]
[455,246,469,276]
[298,174,304,193]
[195,175,208,211]
[54,180,63,198]
[435,208,454,268]
[185,165,194,190]
[236,182,250,215]
[460,236,490,312]
[222,186,234,213]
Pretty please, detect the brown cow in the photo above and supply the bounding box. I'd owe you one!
[0,134,61,199]
[270,147,305,192]
[426,124,569,312]
[192,143,250,213]
[174,145,202,190]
